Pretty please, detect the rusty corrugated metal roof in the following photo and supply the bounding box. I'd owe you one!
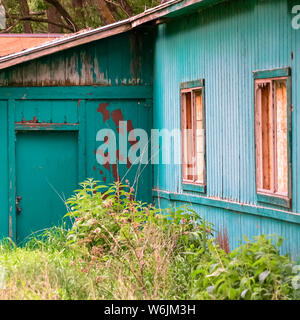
[0,34,63,57]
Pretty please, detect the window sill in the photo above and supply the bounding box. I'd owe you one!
[182,183,206,194]
[257,192,291,209]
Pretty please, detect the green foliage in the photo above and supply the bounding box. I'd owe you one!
[3,0,161,33]
[65,179,211,252]
[128,0,161,14]
[191,235,300,300]
[65,179,212,299]
[0,229,101,299]
[29,0,49,11]
[0,179,299,300]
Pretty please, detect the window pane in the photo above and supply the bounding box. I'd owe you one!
[255,78,289,198]
[182,92,194,181]
[259,82,273,191]
[195,90,205,184]
[275,80,288,195]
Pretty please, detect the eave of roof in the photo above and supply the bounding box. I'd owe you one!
[0,0,226,71]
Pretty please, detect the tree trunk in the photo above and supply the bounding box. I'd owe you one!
[95,0,116,25]
[18,0,32,33]
[46,6,62,33]
[45,0,78,32]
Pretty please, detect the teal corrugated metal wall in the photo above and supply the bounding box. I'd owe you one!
[153,0,300,259]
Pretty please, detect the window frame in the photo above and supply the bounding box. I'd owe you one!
[180,79,207,194]
[253,68,292,209]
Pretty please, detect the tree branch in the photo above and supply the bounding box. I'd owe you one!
[44,0,78,32]
[1,15,75,33]
[0,20,19,34]
[118,0,133,16]
[18,16,74,31]
[18,16,75,31]
[104,0,129,17]
[104,0,134,18]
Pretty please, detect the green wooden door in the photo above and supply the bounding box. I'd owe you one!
[15,131,78,244]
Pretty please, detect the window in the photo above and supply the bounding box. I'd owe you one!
[254,68,291,208]
[181,80,206,193]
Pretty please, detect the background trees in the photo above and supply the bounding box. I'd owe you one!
[1,0,161,33]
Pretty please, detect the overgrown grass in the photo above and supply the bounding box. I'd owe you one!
[0,179,300,300]
[0,228,100,300]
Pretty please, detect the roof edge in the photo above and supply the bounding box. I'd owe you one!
[0,0,226,71]
[0,20,132,70]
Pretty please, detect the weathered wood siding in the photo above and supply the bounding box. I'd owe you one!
[0,29,153,87]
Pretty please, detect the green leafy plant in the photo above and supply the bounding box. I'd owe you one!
[191,235,300,300]
[65,179,213,299]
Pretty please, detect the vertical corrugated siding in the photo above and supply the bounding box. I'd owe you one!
[154,0,297,205]
[292,0,300,213]
[153,0,300,259]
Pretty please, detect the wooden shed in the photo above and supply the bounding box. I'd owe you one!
[1,0,300,260]
[0,18,155,243]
